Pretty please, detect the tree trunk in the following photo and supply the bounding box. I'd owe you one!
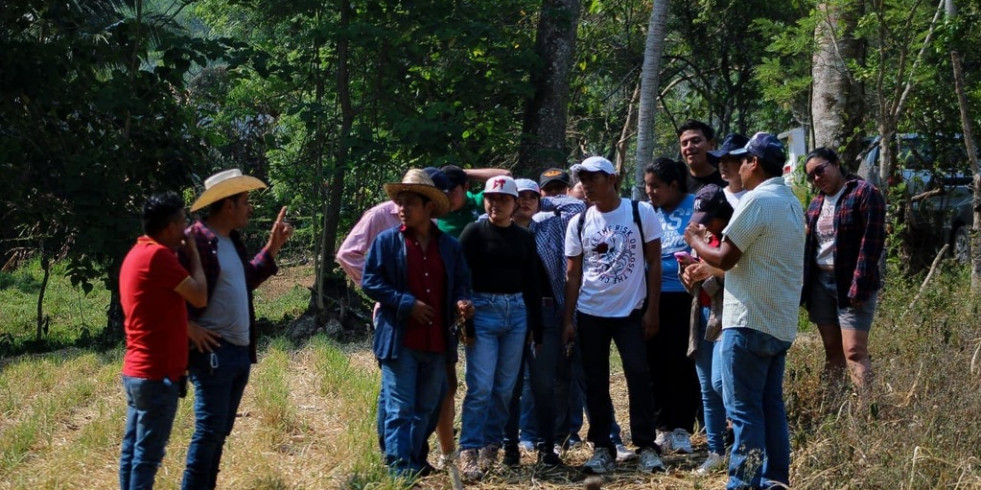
[313,0,353,323]
[35,255,50,342]
[812,1,865,167]
[633,0,669,201]
[516,0,582,177]
[946,0,981,291]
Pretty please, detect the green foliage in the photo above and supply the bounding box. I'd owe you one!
[0,0,239,323]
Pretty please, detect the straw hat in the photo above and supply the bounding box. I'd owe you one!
[190,169,268,212]
[384,168,451,217]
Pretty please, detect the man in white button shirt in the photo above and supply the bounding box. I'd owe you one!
[685,133,804,489]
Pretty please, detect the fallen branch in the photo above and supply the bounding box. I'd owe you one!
[902,243,949,319]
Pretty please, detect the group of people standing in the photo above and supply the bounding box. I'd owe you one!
[341,119,886,490]
[116,118,884,490]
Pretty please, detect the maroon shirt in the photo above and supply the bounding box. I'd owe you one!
[402,225,447,353]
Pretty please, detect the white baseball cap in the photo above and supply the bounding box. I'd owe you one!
[571,156,616,178]
[482,176,519,197]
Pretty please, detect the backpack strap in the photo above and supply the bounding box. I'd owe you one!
[631,199,646,260]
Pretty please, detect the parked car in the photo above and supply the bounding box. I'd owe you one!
[857,133,975,263]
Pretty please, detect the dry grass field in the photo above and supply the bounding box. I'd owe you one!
[3,263,981,489]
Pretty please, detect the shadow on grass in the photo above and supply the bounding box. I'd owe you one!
[0,269,42,294]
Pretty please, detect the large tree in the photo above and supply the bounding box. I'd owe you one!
[517,0,582,176]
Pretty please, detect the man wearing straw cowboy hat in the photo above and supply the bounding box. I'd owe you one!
[179,169,293,489]
[362,168,474,480]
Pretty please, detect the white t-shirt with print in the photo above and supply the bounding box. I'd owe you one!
[815,185,846,267]
[565,199,663,318]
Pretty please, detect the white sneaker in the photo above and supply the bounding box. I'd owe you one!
[583,447,616,474]
[614,443,637,462]
[671,428,693,454]
[638,447,666,473]
[695,451,725,475]
[655,430,673,452]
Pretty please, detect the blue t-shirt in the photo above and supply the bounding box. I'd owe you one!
[656,193,695,293]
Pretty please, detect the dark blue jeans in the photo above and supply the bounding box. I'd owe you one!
[721,327,792,489]
[577,310,657,453]
[505,303,565,449]
[119,376,180,490]
[182,342,251,490]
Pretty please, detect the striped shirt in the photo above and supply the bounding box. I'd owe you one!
[721,177,805,343]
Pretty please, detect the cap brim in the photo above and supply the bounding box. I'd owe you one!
[384,183,450,217]
[539,177,570,187]
[190,176,268,212]
[691,210,715,225]
[728,148,749,157]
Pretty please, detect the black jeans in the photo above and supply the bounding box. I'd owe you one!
[577,309,657,453]
[647,291,700,432]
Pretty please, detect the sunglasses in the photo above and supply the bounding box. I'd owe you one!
[806,161,833,182]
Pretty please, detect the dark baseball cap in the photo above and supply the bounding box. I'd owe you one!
[440,164,468,188]
[539,168,571,188]
[691,184,733,225]
[423,167,454,193]
[729,132,786,168]
[708,133,750,160]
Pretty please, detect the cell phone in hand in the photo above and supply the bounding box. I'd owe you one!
[673,251,694,263]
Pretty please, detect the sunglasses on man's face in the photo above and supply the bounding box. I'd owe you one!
[806,161,833,182]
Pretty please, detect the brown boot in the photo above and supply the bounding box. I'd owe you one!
[458,448,483,482]
[478,444,500,472]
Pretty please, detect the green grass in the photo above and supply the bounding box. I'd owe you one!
[0,260,111,351]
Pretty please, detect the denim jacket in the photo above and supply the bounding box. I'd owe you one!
[362,226,472,362]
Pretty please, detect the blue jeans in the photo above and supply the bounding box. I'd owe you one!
[694,307,727,454]
[182,342,251,490]
[460,292,527,450]
[721,328,793,489]
[380,348,447,476]
[577,310,656,453]
[119,376,180,490]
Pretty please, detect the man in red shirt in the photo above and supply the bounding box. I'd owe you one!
[119,192,207,489]
[362,169,474,481]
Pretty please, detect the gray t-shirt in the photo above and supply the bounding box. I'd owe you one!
[197,234,250,346]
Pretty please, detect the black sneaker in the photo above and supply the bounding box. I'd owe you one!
[419,461,438,477]
[538,448,562,467]
[503,443,520,466]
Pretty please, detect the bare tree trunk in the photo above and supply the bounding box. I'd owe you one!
[313,0,353,322]
[633,0,669,201]
[35,255,50,342]
[516,0,582,176]
[812,1,865,166]
[946,0,981,291]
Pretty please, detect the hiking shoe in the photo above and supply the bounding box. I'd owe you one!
[458,449,483,482]
[638,447,666,473]
[615,443,637,462]
[583,447,616,474]
[695,451,725,475]
[671,428,693,454]
[503,443,520,466]
[655,430,673,453]
[478,444,499,471]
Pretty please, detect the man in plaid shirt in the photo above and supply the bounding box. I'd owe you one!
[179,169,293,490]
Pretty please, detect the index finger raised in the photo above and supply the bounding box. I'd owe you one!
[275,206,288,224]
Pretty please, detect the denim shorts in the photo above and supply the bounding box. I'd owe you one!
[806,269,877,331]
